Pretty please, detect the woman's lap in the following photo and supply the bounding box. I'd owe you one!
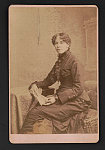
[20,99,88,133]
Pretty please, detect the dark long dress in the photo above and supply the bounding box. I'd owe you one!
[20,50,91,134]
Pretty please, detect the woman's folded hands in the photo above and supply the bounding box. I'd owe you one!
[29,83,56,106]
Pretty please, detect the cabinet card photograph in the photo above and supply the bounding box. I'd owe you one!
[9,5,99,143]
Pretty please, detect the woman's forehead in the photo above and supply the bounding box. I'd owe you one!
[55,36,63,42]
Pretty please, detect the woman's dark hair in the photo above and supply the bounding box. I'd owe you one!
[52,33,71,46]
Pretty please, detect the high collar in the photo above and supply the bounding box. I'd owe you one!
[58,49,71,61]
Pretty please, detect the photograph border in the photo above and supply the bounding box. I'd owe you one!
[9,4,99,144]
[1,0,105,149]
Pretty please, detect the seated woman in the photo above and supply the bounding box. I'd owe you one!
[20,33,91,134]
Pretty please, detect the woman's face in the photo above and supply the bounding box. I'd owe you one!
[54,36,70,54]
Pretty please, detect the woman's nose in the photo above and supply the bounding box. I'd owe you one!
[56,43,60,48]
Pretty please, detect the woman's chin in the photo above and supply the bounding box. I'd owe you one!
[57,51,64,54]
[58,51,66,54]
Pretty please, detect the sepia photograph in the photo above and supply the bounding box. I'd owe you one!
[9,5,98,143]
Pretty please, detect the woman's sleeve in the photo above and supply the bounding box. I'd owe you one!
[35,63,57,88]
[57,60,84,104]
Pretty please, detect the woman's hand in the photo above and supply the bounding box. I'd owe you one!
[29,84,56,106]
[43,95,56,105]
